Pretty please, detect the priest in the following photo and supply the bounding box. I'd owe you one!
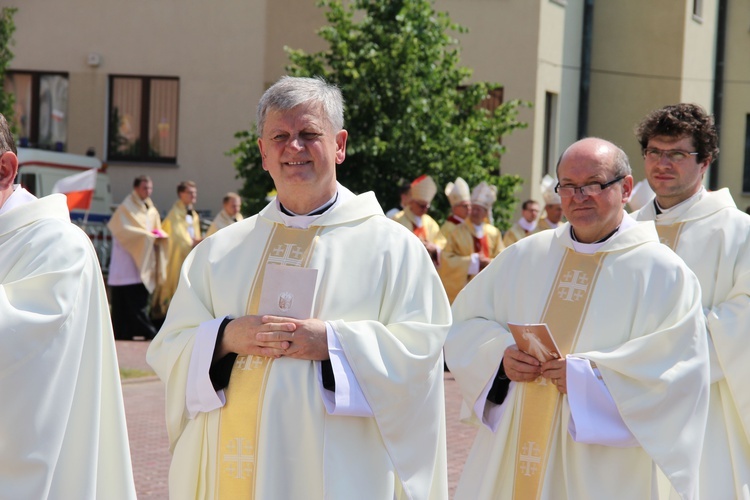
[393,174,446,264]
[634,103,750,498]
[154,180,202,318]
[439,181,504,303]
[147,76,451,499]
[206,191,244,237]
[108,175,168,339]
[445,137,709,499]
[0,113,136,498]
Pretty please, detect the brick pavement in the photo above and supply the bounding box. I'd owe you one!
[117,341,478,498]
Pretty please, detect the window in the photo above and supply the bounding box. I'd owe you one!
[3,70,69,150]
[743,115,750,194]
[692,0,703,21]
[108,75,179,163]
[543,92,559,176]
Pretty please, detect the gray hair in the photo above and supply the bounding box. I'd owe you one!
[611,146,632,178]
[0,113,17,155]
[256,76,344,136]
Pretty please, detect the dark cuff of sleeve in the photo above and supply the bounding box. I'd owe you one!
[321,360,336,392]
[487,360,511,405]
[209,316,237,391]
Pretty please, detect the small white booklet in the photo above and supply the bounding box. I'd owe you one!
[258,264,318,319]
[507,322,561,363]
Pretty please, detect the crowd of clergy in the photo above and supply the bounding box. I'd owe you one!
[2,74,749,500]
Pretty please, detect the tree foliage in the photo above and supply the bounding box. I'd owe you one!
[0,7,17,127]
[230,0,528,228]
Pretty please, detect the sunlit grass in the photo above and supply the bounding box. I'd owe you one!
[120,368,155,380]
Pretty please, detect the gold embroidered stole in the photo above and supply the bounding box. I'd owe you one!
[655,223,685,251]
[513,249,606,500]
[216,224,321,499]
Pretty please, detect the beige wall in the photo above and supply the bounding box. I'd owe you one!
[718,0,750,207]
[9,0,266,216]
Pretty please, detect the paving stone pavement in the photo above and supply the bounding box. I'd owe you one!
[117,341,478,498]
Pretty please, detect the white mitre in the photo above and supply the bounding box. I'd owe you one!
[541,174,561,205]
[411,175,438,203]
[471,181,497,211]
[629,179,655,211]
[445,177,470,207]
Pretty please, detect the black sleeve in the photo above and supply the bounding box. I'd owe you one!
[209,317,237,391]
[486,360,511,405]
[321,360,336,392]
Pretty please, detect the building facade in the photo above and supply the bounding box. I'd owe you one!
[5,0,749,216]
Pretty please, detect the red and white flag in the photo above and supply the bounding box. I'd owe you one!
[52,168,97,211]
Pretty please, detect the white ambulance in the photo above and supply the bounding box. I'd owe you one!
[15,147,114,272]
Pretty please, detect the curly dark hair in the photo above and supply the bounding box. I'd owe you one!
[635,103,719,164]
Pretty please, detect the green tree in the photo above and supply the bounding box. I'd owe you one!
[230,0,528,229]
[0,7,17,126]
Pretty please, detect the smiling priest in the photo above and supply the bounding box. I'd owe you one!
[147,77,451,499]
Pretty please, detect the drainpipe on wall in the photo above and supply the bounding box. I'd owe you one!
[710,0,728,190]
[577,0,594,139]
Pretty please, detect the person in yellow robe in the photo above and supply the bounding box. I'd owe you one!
[439,181,504,303]
[392,174,446,264]
[206,191,244,237]
[439,177,471,241]
[634,103,750,499]
[107,175,168,339]
[147,76,451,499]
[0,114,136,499]
[153,180,202,319]
[538,174,563,231]
[445,138,709,499]
[503,198,541,246]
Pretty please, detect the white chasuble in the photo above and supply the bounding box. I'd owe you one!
[0,194,136,499]
[445,222,709,500]
[635,188,750,499]
[147,187,452,500]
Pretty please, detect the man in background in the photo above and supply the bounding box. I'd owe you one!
[537,174,563,231]
[206,191,244,237]
[393,174,446,264]
[502,199,540,246]
[439,177,471,240]
[0,113,136,498]
[108,175,168,340]
[439,181,504,303]
[154,180,202,319]
[634,103,750,498]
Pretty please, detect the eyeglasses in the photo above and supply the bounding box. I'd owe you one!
[643,148,699,163]
[555,176,625,198]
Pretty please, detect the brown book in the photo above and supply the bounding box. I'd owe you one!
[507,322,561,363]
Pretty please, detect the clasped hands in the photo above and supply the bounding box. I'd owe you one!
[502,345,567,394]
[216,315,329,361]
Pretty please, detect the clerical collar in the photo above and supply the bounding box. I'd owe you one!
[518,217,537,232]
[570,225,619,244]
[279,192,338,217]
[569,212,637,254]
[654,186,705,216]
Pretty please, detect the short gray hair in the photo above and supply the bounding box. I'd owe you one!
[611,146,632,178]
[256,76,344,136]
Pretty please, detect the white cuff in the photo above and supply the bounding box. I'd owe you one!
[186,317,228,419]
[467,253,480,276]
[566,356,638,447]
[318,322,373,417]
